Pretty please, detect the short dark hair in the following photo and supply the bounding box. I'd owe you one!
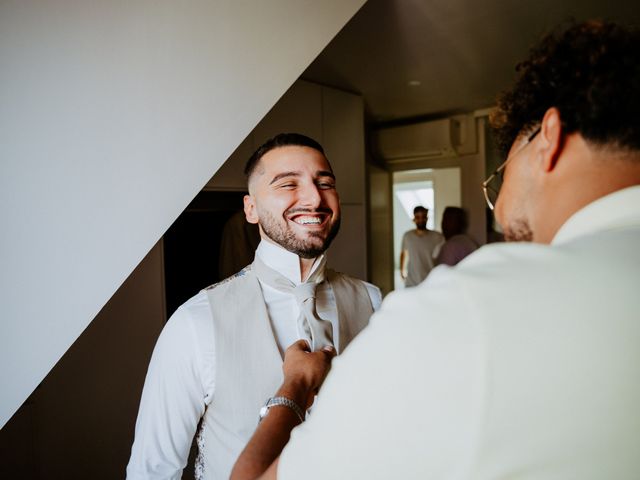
[491,20,640,156]
[413,206,428,215]
[244,133,327,181]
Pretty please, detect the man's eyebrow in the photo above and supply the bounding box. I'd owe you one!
[316,170,335,180]
[269,170,336,185]
[269,171,301,185]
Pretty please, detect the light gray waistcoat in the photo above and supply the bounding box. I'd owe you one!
[194,265,374,480]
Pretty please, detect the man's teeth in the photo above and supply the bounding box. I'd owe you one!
[294,217,322,225]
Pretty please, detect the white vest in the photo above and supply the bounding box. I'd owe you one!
[195,265,374,480]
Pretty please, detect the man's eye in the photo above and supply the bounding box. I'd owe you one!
[279,183,296,189]
[317,182,335,189]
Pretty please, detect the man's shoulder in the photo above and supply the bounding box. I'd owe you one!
[161,289,214,354]
[203,265,253,293]
[430,240,579,298]
[383,243,552,323]
[326,270,382,309]
[326,269,370,287]
[444,234,478,250]
[451,241,553,275]
[403,229,444,240]
[170,265,256,338]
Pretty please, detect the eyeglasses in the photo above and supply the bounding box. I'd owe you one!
[482,126,541,210]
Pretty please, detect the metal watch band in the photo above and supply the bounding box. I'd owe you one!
[259,396,305,423]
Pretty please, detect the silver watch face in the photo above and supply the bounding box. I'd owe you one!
[259,405,269,419]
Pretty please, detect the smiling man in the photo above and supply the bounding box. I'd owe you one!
[243,139,341,280]
[231,21,640,480]
[127,133,381,480]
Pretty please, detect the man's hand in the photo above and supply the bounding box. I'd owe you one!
[281,340,336,410]
[400,249,408,280]
[230,341,336,480]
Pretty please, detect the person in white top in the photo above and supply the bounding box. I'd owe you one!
[126,133,381,480]
[231,20,640,480]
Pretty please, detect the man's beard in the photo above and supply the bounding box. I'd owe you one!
[258,208,341,259]
[503,219,533,242]
[415,223,427,230]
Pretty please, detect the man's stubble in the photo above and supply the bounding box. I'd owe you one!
[502,218,533,242]
[258,208,341,259]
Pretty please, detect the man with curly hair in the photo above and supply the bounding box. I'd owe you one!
[230,21,640,480]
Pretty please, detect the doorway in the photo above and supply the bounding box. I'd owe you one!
[392,167,461,289]
[163,190,258,318]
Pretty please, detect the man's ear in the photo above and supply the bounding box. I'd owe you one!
[539,107,564,172]
[243,194,259,224]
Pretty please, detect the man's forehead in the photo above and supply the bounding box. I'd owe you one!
[247,145,333,192]
[258,146,332,175]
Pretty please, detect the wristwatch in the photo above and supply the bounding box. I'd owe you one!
[259,396,305,423]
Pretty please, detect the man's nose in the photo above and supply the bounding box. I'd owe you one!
[298,183,322,208]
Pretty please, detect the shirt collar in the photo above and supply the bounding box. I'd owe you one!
[552,185,640,245]
[255,239,325,284]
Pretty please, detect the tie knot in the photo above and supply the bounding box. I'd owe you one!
[293,282,316,304]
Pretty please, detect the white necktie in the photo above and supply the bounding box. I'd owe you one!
[252,255,334,351]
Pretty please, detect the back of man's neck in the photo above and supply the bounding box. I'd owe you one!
[534,145,640,243]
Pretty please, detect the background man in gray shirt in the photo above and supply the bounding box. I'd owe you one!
[399,206,444,286]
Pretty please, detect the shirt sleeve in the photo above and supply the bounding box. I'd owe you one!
[278,268,486,480]
[431,232,446,259]
[126,297,215,479]
[364,282,383,311]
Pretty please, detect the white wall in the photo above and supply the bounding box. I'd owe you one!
[207,80,368,280]
[0,0,366,428]
[1,243,166,478]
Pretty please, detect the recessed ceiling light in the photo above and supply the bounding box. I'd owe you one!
[408,80,421,87]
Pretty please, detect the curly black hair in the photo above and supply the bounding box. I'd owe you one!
[491,20,640,157]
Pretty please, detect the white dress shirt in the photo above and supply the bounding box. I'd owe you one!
[126,241,381,479]
[279,186,640,480]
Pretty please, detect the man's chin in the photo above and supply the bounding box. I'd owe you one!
[260,216,340,258]
[503,220,533,242]
[263,230,330,258]
[296,233,333,258]
[279,237,326,259]
[295,223,340,258]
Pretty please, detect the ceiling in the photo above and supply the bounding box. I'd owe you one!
[302,0,639,125]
